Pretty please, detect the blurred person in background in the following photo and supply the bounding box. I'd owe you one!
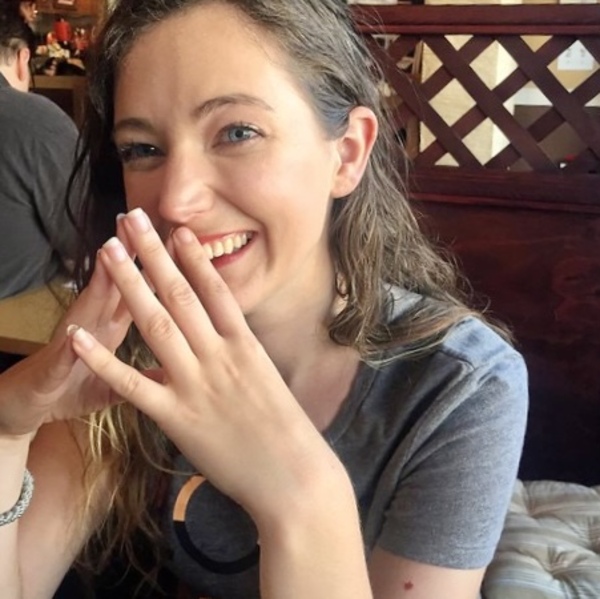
[0,0,38,25]
[19,1,37,25]
[17,0,37,25]
[0,9,82,300]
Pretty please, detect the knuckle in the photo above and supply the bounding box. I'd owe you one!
[94,351,115,375]
[45,358,70,384]
[142,238,164,259]
[146,311,176,341]
[208,277,230,297]
[166,281,197,308]
[121,269,145,291]
[118,369,142,397]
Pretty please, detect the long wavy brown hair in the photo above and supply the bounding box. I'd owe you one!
[69,0,498,588]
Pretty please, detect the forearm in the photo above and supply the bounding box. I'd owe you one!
[256,466,372,599]
[0,435,31,599]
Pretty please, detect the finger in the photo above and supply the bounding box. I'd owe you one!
[38,335,80,396]
[119,208,220,346]
[172,226,249,338]
[115,212,138,267]
[69,326,169,424]
[67,256,131,350]
[60,254,115,331]
[98,236,196,380]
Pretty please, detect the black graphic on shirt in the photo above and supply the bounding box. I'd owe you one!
[172,474,260,575]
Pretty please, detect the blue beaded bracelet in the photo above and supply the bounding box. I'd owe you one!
[0,469,34,526]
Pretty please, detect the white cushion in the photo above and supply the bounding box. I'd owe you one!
[483,479,600,599]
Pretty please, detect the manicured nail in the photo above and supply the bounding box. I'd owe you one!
[127,207,151,233]
[116,213,126,221]
[103,237,128,262]
[175,227,195,244]
[71,327,95,351]
[66,323,79,336]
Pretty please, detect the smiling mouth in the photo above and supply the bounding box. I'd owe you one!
[202,232,253,260]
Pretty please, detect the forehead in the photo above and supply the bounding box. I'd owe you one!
[114,2,307,114]
[118,3,284,81]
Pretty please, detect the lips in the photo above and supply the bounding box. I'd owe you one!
[201,232,253,260]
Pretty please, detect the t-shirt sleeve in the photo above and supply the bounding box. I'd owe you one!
[376,336,528,569]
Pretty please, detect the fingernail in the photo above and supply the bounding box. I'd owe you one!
[71,327,95,351]
[103,237,128,262]
[66,323,79,336]
[174,227,195,244]
[116,213,126,221]
[127,207,151,233]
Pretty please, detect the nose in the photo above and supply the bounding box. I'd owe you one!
[157,148,215,225]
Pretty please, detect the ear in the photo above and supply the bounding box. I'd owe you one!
[16,47,31,86]
[331,106,378,199]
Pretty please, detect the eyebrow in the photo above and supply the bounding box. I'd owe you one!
[113,93,274,136]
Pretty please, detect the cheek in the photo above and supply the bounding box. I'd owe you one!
[123,174,161,218]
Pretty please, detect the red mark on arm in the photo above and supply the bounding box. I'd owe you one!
[403,580,415,591]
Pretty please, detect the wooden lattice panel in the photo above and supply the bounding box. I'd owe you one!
[351,4,600,209]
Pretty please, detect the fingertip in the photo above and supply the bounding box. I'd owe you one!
[70,326,96,352]
[90,249,109,281]
[66,323,79,337]
[165,231,176,258]
[173,227,196,245]
[116,215,136,257]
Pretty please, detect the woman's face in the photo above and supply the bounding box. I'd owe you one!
[113,3,346,319]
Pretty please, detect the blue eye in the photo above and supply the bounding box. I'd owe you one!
[222,124,259,144]
[116,143,163,164]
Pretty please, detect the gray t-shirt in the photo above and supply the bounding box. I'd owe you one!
[0,73,81,299]
[161,292,528,599]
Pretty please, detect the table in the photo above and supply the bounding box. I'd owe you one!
[0,282,73,356]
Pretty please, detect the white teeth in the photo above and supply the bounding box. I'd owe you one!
[202,233,251,261]
[213,241,224,257]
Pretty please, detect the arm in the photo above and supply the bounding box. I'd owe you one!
[369,549,484,599]
[0,423,98,599]
[0,224,132,599]
[68,211,374,599]
[257,453,372,599]
[367,328,528,599]
[0,435,29,599]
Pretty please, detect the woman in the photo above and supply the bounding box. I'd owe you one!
[0,1,528,598]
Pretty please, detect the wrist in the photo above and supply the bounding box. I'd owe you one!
[252,464,370,599]
[0,469,34,527]
[0,433,33,455]
[0,435,31,514]
[254,454,359,539]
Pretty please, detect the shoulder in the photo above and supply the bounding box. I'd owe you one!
[385,286,526,376]
[374,290,528,425]
[0,88,78,141]
[438,317,525,375]
[431,318,529,432]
